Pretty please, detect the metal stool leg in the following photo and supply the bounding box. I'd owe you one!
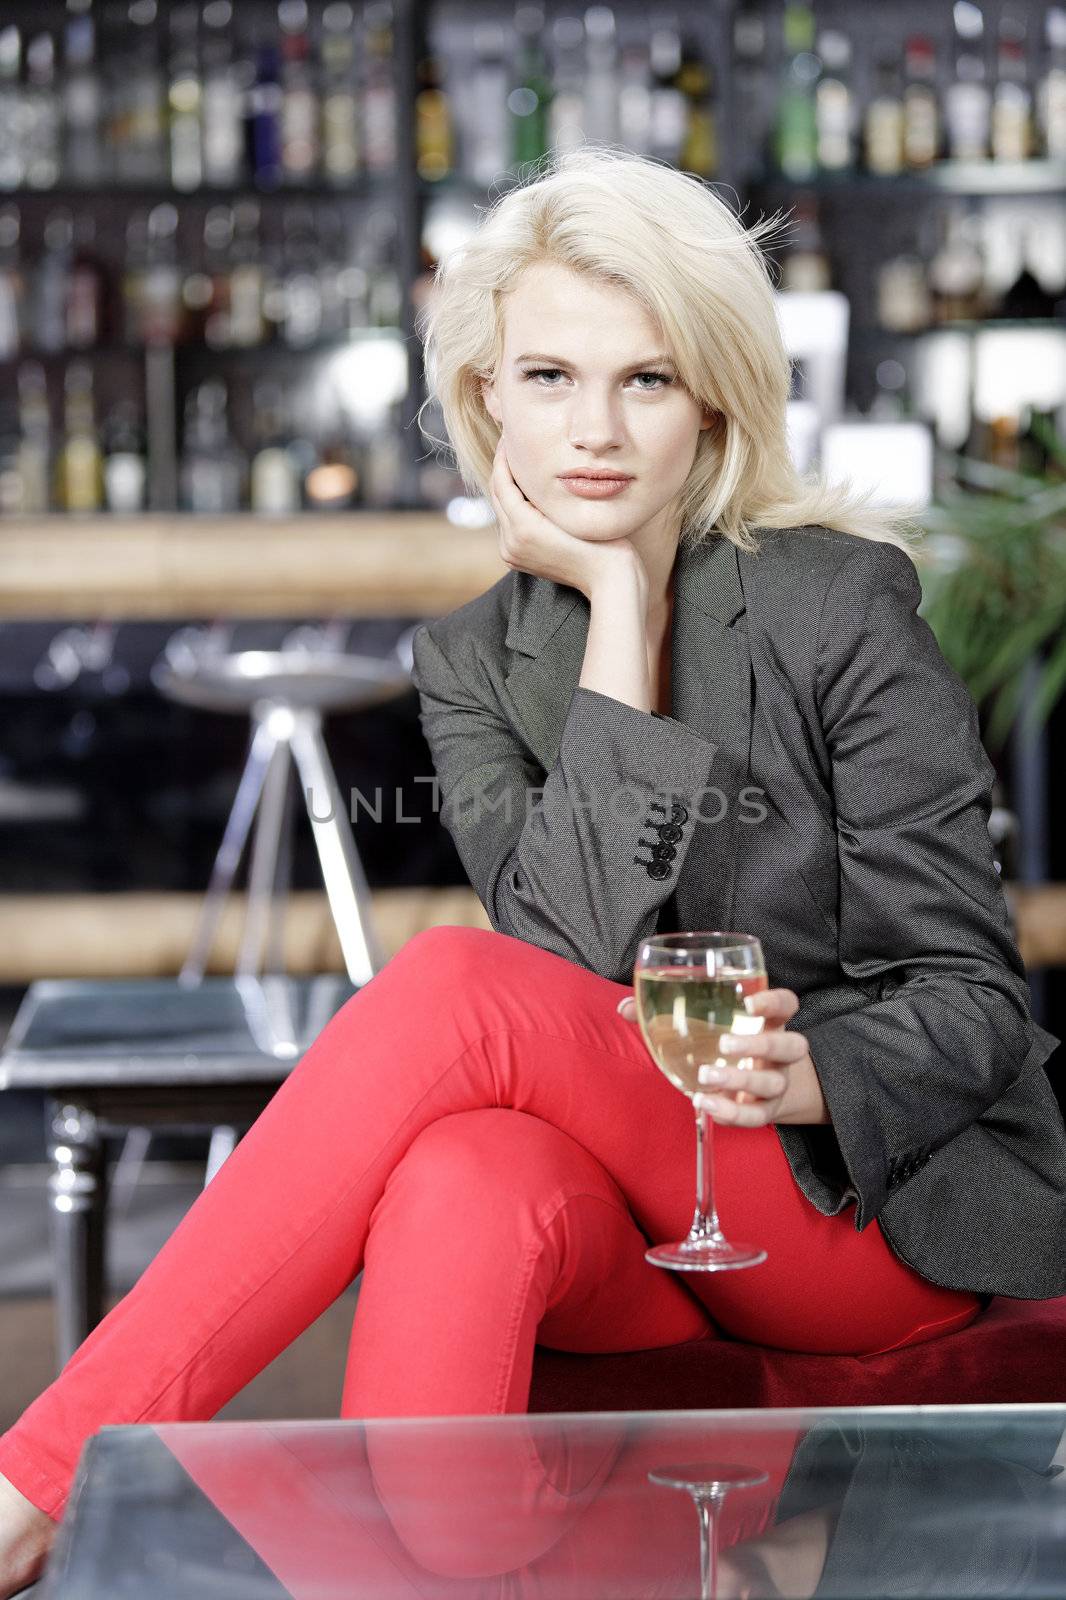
[204,1126,239,1187]
[289,707,387,986]
[265,758,297,973]
[108,1125,152,1221]
[237,708,295,979]
[180,716,281,986]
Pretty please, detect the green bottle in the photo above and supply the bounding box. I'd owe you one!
[775,3,820,179]
[511,7,552,169]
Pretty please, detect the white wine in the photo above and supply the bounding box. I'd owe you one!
[635,966,768,1099]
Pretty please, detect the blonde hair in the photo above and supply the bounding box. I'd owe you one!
[415,144,923,561]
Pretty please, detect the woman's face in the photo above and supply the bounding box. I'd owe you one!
[480,261,713,550]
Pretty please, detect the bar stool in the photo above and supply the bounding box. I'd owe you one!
[108,634,412,1208]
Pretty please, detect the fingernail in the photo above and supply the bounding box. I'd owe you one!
[699,1066,727,1085]
[743,996,756,1013]
[720,1035,738,1052]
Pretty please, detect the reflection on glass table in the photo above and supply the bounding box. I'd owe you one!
[38,1406,1066,1599]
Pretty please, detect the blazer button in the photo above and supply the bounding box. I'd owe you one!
[657,822,683,844]
[651,842,677,863]
[647,860,671,880]
[670,804,688,824]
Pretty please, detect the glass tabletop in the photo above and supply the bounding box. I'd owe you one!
[0,976,359,1088]
[39,1406,1066,1599]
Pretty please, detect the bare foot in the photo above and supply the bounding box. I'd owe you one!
[0,1473,59,1600]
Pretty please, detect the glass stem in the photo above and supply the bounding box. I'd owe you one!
[691,1101,727,1246]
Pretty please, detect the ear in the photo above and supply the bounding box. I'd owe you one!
[480,375,501,427]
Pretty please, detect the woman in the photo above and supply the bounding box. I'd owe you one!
[2,146,1064,1595]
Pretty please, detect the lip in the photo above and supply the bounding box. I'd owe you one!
[558,471,634,481]
[560,476,632,499]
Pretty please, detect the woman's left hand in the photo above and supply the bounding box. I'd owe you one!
[616,986,831,1127]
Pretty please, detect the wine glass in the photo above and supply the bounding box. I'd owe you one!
[634,931,768,1272]
[647,1460,770,1600]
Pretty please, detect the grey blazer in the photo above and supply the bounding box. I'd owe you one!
[409,522,1066,1300]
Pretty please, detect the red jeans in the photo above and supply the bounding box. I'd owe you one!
[0,927,982,1522]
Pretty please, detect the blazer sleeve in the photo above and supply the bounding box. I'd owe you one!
[409,620,717,982]
[795,537,1060,1231]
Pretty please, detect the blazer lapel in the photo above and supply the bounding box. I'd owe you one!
[502,534,754,932]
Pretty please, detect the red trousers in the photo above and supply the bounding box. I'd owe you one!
[0,927,982,1524]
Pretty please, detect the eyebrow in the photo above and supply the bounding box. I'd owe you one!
[514,352,677,371]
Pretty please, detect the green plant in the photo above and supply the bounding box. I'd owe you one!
[915,415,1066,753]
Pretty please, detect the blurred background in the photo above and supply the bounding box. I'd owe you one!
[0,0,1064,1419]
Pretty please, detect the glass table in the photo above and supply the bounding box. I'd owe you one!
[36,1405,1066,1598]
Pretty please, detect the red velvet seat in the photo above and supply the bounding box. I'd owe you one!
[528,1295,1066,1410]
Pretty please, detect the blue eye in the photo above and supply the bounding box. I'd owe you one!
[521,368,672,390]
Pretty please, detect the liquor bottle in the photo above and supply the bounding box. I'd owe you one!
[179,378,245,512]
[248,42,283,188]
[23,32,61,189]
[945,3,991,160]
[648,25,687,167]
[16,361,51,512]
[0,402,23,515]
[63,8,104,185]
[56,360,103,513]
[362,0,398,174]
[361,399,404,508]
[168,3,204,192]
[617,41,652,157]
[814,29,854,172]
[66,214,105,350]
[102,400,147,513]
[548,15,586,159]
[201,0,245,186]
[583,5,620,147]
[249,379,300,513]
[198,206,235,347]
[902,35,940,169]
[141,203,183,346]
[304,435,359,510]
[863,56,905,175]
[279,0,320,183]
[1037,6,1066,158]
[876,248,933,333]
[774,3,819,180]
[321,2,360,184]
[996,228,1059,319]
[0,205,24,359]
[362,208,401,328]
[33,211,73,353]
[315,208,347,338]
[0,26,23,189]
[986,412,1022,469]
[991,12,1033,163]
[732,2,769,181]
[677,37,717,178]
[877,215,936,333]
[228,198,265,346]
[121,211,149,345]
[779,193,831,291]
[278,203,323,347]
[117,24,167,182]
[511,5,551,168]
[464,21,510,180]
[928,203,986,323]
[414,51,453,181]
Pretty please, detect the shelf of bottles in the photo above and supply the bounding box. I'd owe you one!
[0,0,417,520]
[0,0,1064,524]
[413,0,1066,486]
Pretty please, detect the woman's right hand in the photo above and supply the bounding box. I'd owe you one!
[488,436,647,604]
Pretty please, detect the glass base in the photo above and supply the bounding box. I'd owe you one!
[645,1239,767,1273]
